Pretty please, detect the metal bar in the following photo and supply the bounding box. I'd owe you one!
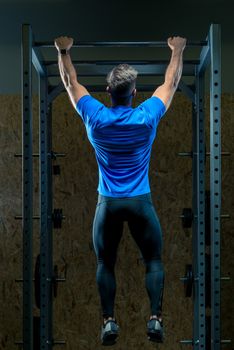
[220,277,231,281]
[14,152,66,158]
[209,23,221,350]
[45,59,200,66]
[206,152,230,156]
[180,340,193,344]
[46,63,196,77]
[22,23,33,350]
[15,216,40,219]
[16,278,66,282]
[32,48,46,76]
[15,339,66,346]
[198,42,211,76]
[47,83,196,99]
[178,152,193,157]
[220,214,230,219]
[221,340,232,344]
[15,215,66,220]
[39,77,53,349]
[192,68,206,349]
[192,104,198,349]
[179,214,229,220]
[15,153,41,158]
[35,40,208,48]
[53,340,66,345]
[178,151,230,157]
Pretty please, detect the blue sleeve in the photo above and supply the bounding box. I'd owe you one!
[76,95,105,127]
[138,96,166,128]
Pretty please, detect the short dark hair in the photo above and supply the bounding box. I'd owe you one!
[106,64,138,104]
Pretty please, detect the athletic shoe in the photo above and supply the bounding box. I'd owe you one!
[147,317,164,343]
[101,319,119,346]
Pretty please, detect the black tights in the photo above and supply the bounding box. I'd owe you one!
[93,193,164,319]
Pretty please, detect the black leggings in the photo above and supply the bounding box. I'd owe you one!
[92,193,164,319]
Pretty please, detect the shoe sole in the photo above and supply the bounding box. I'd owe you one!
[147,330,163,343]
[102,331,119,346]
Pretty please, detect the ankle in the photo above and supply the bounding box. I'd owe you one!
[104,316,115,324]
[150,315,162,322]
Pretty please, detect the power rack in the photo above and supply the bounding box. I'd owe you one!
[19,23,230,350]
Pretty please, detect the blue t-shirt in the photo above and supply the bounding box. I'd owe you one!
[76,95,166,197]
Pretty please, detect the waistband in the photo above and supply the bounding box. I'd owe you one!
[97,192,152,204]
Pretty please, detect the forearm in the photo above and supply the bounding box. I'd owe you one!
[58,53,78,88]
[165,48,183,88]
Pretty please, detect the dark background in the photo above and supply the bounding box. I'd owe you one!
[0,0,233,93]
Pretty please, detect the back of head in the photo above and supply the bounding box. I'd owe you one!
[106,64,138,105]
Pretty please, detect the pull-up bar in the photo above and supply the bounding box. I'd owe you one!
[35,40,208,48]
[44,59,200,66]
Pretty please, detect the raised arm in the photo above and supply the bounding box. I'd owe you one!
[54,36,90,109]
[153,36,186,111]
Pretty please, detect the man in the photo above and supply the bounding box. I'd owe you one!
[55,35,186,346]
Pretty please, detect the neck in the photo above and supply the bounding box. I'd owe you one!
[112,102,132,107]
[111,97,132,108]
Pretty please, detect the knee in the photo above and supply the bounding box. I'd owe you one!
[145,259,164,273]
[97,257,116,271]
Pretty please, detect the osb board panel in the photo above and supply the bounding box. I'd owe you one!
[0,93,233,349]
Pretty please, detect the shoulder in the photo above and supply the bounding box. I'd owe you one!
[76,95,106,117]
[76,95,106,125]
[136,96,166,127]
[138,96,166,113]
[76,95,105,111]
